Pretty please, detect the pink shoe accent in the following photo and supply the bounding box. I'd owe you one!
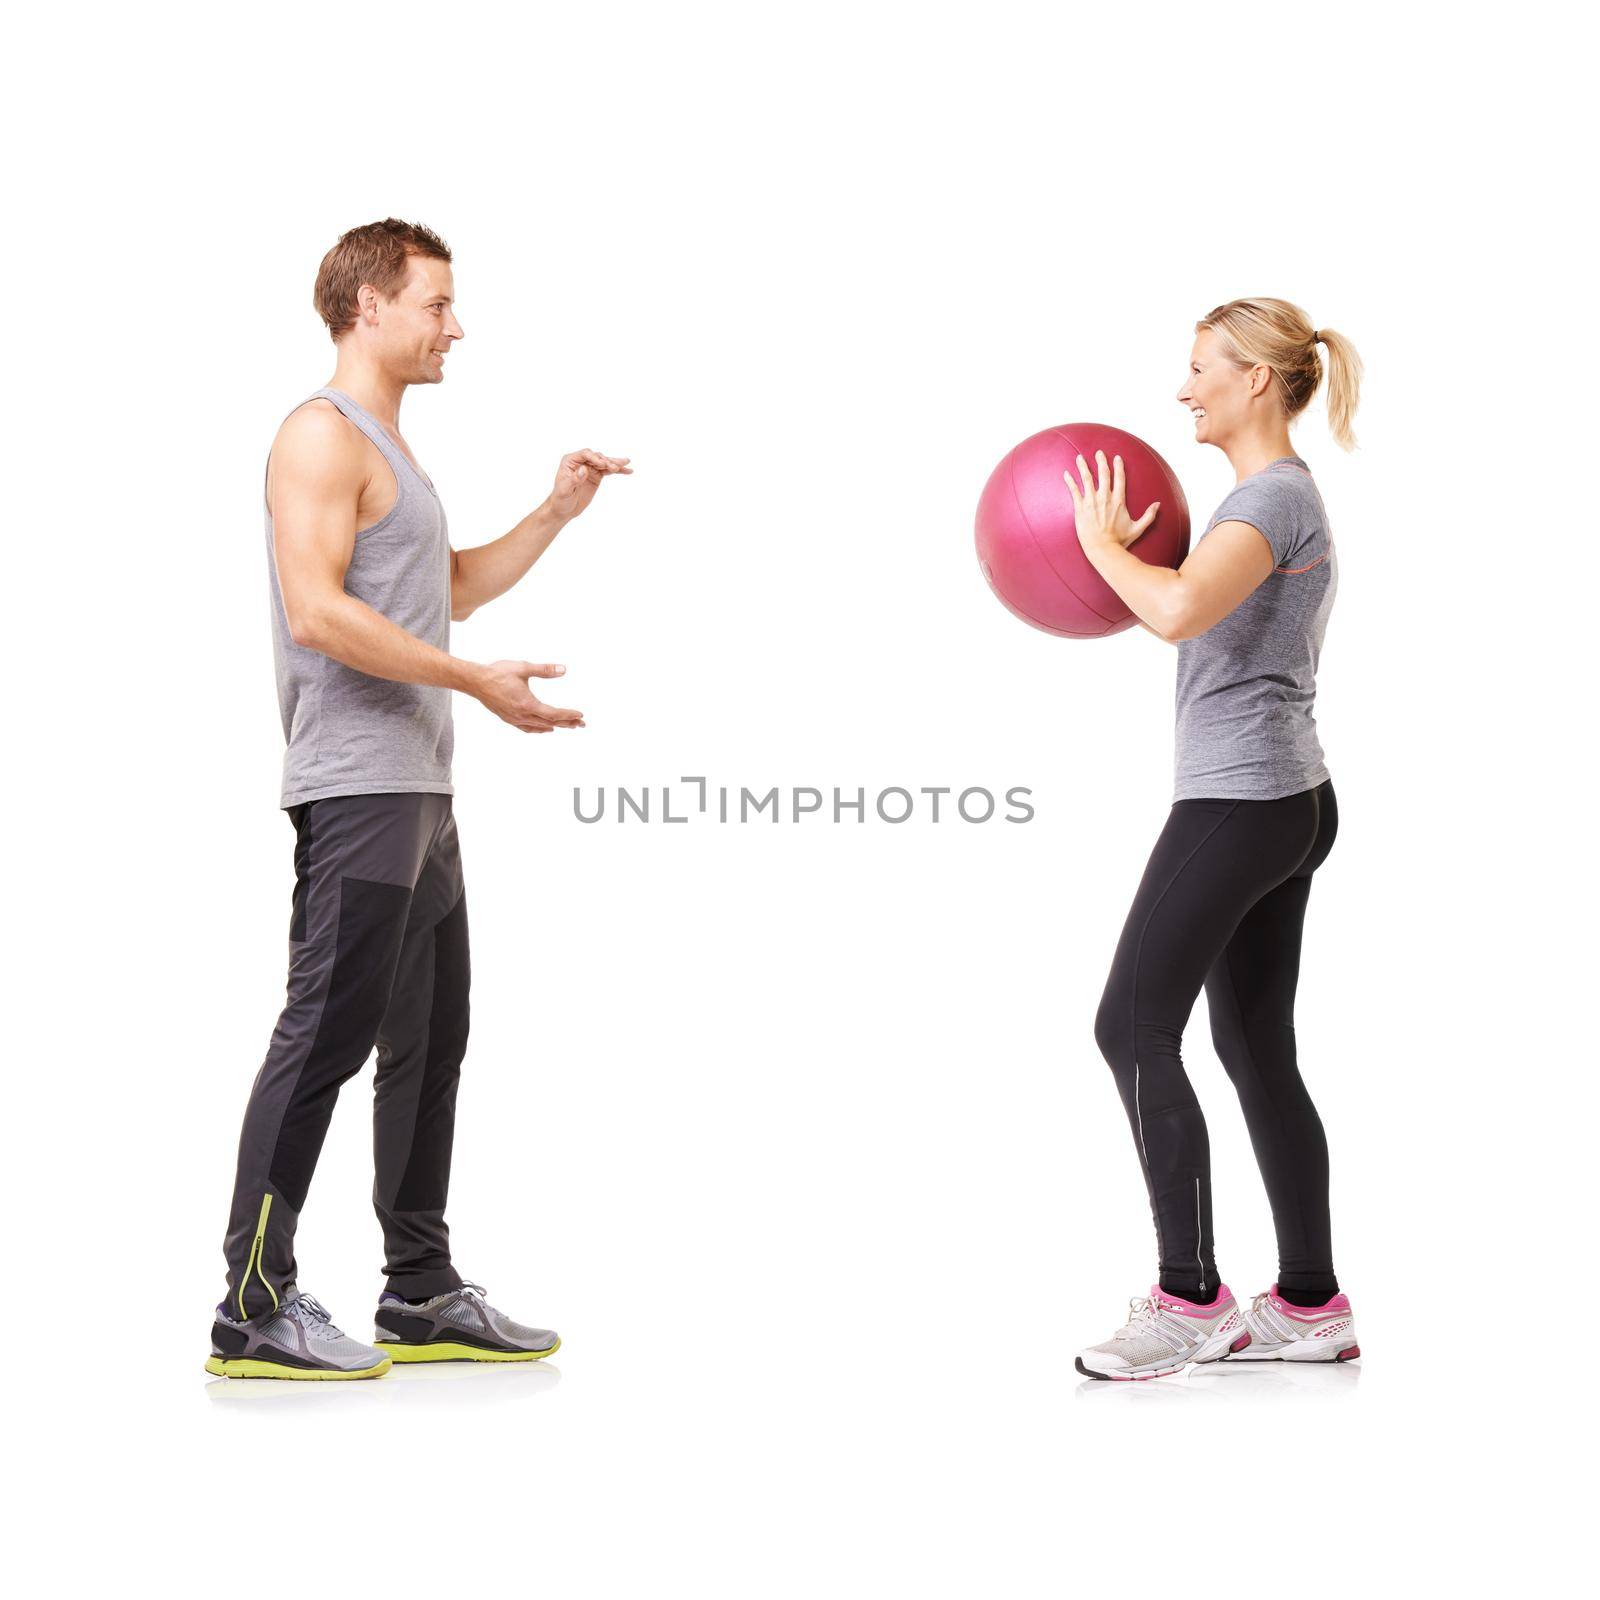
[1267,1284,1351,1320]
[1335,1344,1361,1362]
[1229,1332,1252,1353]
[1152,1284,1235,1318]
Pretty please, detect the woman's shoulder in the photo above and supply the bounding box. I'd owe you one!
[1219,459,1325,509]
[1209,460,1327,567]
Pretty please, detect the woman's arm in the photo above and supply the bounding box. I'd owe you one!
[1067,451,1273,642]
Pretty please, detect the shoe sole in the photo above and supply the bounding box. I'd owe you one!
[1224,1339,1360,1363]
[204,1355,391,1380]
[1076,1327,1250,1381]
[373,1337,561,1364]
[1076,1355,1188,1381]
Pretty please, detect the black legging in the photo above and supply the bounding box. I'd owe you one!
[1094,779,1339,1303]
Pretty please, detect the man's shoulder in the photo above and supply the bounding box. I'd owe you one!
[270,397,369,484]
[275,395,358,449]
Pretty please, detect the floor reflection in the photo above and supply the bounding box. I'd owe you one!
[1076,1359,1361,1403]
[205,1360,562,1410]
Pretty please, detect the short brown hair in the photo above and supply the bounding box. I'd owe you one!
[312,218,452,344]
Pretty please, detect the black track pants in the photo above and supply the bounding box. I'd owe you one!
[221,792,470,1319]
[1093,780,1339,1302]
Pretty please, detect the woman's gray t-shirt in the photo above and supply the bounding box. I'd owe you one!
[1172,456,1336,802]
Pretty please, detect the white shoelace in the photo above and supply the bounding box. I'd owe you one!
[282,1293,339,1339]
[1112,1296,1162,1340]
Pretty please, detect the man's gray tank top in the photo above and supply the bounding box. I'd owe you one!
[1173,456,1336,802]
[265,387,454,808]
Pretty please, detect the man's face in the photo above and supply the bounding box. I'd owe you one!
[371,254,464,384]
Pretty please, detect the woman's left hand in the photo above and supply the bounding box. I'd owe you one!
[1066,450,1161,551]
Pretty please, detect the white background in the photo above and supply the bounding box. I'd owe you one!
[8,0,1590,1591]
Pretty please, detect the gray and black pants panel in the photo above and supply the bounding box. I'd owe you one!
[222,792,469,1319]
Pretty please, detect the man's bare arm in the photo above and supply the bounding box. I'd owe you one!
[270,406,583,733]
[451,448,632,619]
[449,501,569,623]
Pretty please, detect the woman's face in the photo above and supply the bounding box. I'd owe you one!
[1177,328,1254,448]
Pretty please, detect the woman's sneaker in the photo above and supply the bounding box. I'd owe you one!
[373,1282,561,1362]
[1227,1285,1360,1362]
[206,1290,391,1380]
[1075,1285,1251,1380]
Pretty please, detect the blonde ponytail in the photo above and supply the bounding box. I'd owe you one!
[1197,297,1364,452]
[1313,326,1363,451]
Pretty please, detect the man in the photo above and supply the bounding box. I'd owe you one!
[208,218,630,1380]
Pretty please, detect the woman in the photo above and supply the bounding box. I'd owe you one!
[1068,298,1363,1381]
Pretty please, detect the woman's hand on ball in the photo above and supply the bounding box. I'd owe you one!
[1066,450,1160,550]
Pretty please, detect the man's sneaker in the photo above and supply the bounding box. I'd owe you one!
[206,1290,391,1380]
[1227,1285,1360,1363]
[1075,1285,1251,1380]
[373,1282,561,1363]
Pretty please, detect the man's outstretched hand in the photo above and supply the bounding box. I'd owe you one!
[548,448,632,521]
[471,660,586,734]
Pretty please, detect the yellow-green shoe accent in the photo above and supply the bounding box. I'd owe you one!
[204,1354,392,1380]
[373,1338,561,1364]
